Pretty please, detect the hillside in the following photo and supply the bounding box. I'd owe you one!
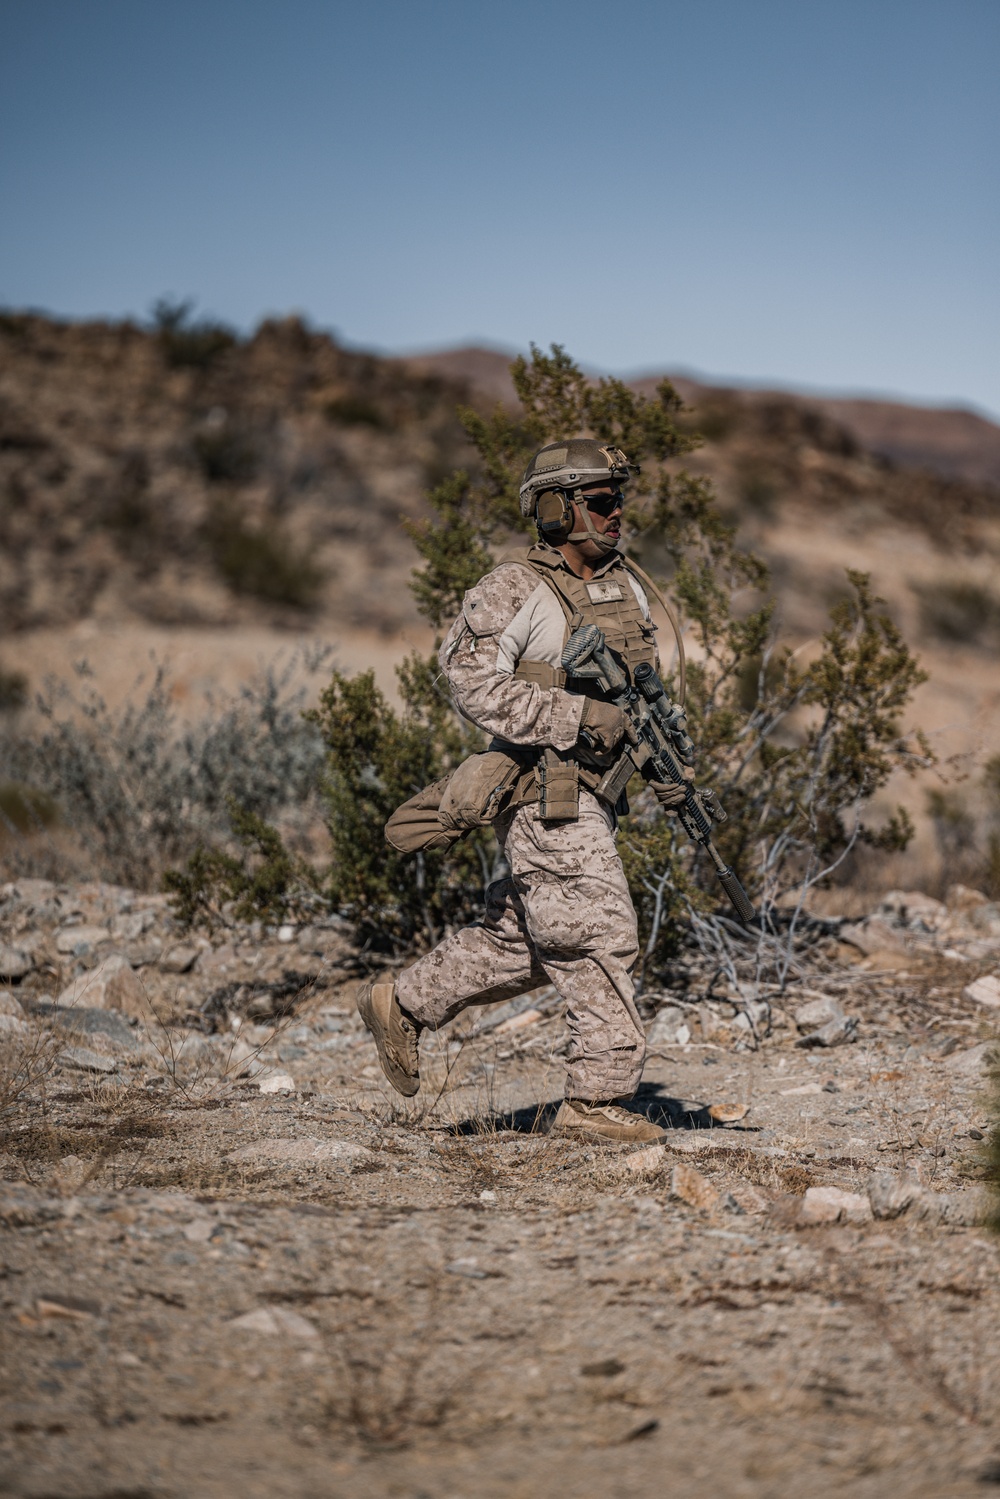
[0,309,472,638]
[4,312,1000,889]
[4,312,1000,649]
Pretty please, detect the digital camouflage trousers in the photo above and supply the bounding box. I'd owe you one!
[395,791,646,1101]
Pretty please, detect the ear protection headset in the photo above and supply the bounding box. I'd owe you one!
[534,487,575,541]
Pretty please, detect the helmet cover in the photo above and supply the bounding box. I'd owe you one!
[519,439,632,519]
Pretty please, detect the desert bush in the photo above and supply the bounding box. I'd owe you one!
[0,781,58,836]
[192,423,258,484]
[164,799,320,928]
[205,500,324,609]
[324,394,389,430]
[0,654,328,889]
[925,757,1000,897]
[307,662,496,952]
[0,665,28,711]
[152,298,236,371]
[913,578,999,646]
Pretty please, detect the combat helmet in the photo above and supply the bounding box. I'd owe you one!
[519,438,632,552]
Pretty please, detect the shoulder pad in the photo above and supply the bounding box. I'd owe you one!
[461,563,539,637]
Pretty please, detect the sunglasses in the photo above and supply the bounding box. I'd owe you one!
[582,488,625,517]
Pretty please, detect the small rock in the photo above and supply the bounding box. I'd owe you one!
[53,1155,91,1192]
[707,1102,751,1123]
[839,918,908,957]
[110,910,156,942]
[946,884,989,913]
[0,944,33,980]
[478,1189,497,1203]
[0,991,26,1017]
[581,1358,625,1377]
[729,1181,771,1215]
[781,1082,825,1096]
[876,890,947,930]
[228,1307,318,1340]
[0,1012,31,1036]
[0,1185,67,1228]
[182,1218,216,1243]
[646,1005,688,1048]
[55,925,112,956]
[9,879,56,908]
[445,1258,487,1279]
[197,944,236,976]
[58,1045,118,1074]
[969,904,1000,938]
[942,1041,996,1077]
[800,1186,872,1225]
[158,945,200,975]
[794,995,845,1033]
[277,924,296,943]
[48,1006,140,1051]
[962,974,1000,1009]
[36,1296,100,1321]
[735,998,771,1037]
[258,1072,297,1095]
[669,1162,719,1212]
[124,939,163,968]
[619,1144,668,1174]
[795,1015,858,1049]
[867,1173,986,1226]
[55,954,148,1018]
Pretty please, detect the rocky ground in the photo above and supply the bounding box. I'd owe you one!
[1,877,998,1498]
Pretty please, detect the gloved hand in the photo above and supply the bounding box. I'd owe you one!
[648,766,695,812]
[578,697,627,755]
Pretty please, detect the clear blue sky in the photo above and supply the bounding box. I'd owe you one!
[2,0,998,415]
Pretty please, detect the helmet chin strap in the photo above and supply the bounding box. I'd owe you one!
[564,490,620,554]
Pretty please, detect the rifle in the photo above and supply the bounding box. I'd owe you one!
[562,623,756,925]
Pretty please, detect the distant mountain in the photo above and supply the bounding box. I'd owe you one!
[405,346,1000,489]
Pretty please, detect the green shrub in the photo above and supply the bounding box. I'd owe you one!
[324,395,389,430]
[914,579,998,646]
[164,800,318,929]
[192,424,257,484]
[205,502,324,609]
[152,298,236,371]
[0,782,57,835]
[0,666,28,712]
[306,662,492,953]
[739,467,780,518]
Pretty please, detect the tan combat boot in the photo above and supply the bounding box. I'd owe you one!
[551,1098,669,1145]
[356,977,421,1097]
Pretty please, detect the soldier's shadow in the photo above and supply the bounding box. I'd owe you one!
[452,1082,757,1136]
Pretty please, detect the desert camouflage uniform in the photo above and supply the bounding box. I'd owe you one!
[396,544,658,1101]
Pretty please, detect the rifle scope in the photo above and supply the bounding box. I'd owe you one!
[632,661,662,702]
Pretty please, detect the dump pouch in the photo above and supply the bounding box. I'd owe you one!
[438,750,525,832]
[384,751,526,855]
[384,775,462,854]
